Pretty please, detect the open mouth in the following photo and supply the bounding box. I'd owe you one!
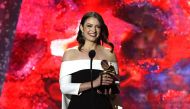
[88,33,97,37]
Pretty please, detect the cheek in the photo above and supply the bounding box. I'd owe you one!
[97,29,101,33]
[83,27,89,32]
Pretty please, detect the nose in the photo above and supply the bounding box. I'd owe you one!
[90,26,96,32]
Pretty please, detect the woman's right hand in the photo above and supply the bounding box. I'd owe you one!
[93,73,113,88]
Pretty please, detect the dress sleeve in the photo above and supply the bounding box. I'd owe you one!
[59,61,81,95]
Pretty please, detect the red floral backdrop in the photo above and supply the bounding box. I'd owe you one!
[0,0,190,109]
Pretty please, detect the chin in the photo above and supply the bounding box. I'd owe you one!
[87,37,98,42]
[90,39,97,43]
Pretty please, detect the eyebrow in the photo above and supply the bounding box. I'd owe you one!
[86,23,100,26]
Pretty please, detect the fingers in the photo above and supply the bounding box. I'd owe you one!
[101,74,113,85]
[106,72,119,81]
[104,70,116,74]
[108,88,112,94]
[103,70,119,80]
[97,88,112,95]
[105,88,112,95]
[97,89,102,94]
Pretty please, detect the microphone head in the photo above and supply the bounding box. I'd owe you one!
[88,50,96,59]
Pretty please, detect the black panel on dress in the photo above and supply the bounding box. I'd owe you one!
[68,69,113,109]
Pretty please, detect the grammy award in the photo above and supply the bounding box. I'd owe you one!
[98,60,120,94]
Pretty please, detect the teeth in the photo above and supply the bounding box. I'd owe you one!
[89,33,96,37]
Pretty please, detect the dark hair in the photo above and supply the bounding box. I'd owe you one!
[76,12,114,52]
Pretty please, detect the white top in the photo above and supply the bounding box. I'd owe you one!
[60,59,118,77]
[59,59,122,109]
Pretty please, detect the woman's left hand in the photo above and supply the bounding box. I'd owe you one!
[97,88,112,95]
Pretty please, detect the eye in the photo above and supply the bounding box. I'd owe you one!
[86,24,92,27]
[96,25,101,28]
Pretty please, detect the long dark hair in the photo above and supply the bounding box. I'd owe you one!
[77,12,114,52]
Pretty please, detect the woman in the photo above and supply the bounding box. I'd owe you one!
[59,12,122,109]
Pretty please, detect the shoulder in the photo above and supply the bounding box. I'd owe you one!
[62,46,79,61]
[99,46,117,62]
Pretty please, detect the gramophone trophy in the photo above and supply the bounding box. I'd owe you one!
[98,60,120,94]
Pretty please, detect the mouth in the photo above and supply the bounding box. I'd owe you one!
[88,33,97,37]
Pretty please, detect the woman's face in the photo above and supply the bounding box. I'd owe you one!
[80,17,101,42]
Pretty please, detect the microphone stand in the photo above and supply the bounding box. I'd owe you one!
[90,58,94,109]
[89,50,96,109]
[90,58,93,91]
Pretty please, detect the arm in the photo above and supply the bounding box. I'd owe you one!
[59,49,81,95]
[59,73,81,95]
[59,62,112,94]
[110,52,123,109]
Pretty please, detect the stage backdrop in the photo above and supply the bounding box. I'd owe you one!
[1,0,190,109]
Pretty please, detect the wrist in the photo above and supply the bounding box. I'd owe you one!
[93,80,100,88]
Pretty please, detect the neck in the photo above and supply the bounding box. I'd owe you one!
[82,41,97,51]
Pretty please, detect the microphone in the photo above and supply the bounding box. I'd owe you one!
[88,50,96,87]
[88,50,96,59]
